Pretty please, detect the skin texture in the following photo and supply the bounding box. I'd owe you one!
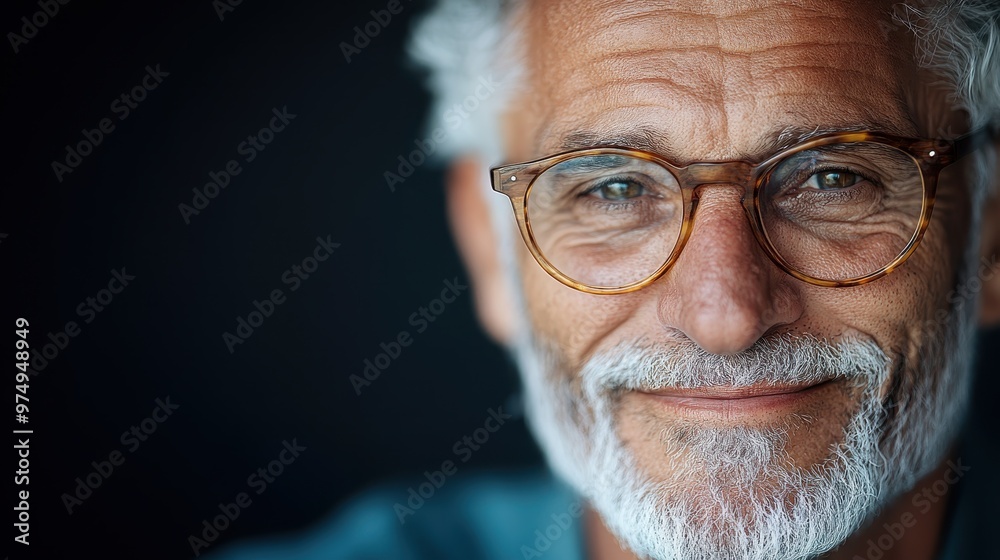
[446,0,1000,558]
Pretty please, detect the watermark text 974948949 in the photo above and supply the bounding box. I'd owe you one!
[14,317,33,546]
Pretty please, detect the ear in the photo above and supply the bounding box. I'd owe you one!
[446,156,517,345]
[978,141,1000,326]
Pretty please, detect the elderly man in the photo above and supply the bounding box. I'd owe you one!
[214,0,1000,559]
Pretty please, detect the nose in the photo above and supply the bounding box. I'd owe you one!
[654,185,803,355]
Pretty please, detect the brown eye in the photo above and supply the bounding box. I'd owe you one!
[809,170,861,190]
[593,179,644,200]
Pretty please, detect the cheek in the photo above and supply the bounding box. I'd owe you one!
[799,259,949,371]
[519,243,638,368]
[798,181,970,401]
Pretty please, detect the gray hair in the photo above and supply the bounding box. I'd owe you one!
[407,0,523,166]
[897,0,1000,206]
[408,0,999,205]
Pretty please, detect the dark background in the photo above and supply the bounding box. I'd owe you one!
[1,1,997,559]
[3,1,539,558]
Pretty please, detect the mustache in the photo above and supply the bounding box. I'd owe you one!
[579,333,890,393]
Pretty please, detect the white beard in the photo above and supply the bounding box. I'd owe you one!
[512,286,976,560]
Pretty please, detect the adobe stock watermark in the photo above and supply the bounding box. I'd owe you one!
[520,499,586,559]
[59,396,180,514]
[393,406,513,524]
[7,0,71,54]
[51,64,170,183]
[350,277,468,395]
[27,267,136,376]
[222,235,339,353]
[187,439,306,557]
[853,458,970,560]
[212,0,244,21]
[178,106,296,224]
[385,75,498,192]
[339,0,412,63]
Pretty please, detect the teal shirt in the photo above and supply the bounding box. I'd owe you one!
[209,470,586,560]
[210,434,995,560]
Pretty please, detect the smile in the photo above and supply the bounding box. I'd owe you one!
[637,379,836,417]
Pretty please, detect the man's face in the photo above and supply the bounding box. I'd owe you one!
[498,0,978,557]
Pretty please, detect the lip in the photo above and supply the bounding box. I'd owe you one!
[636,379,834,415]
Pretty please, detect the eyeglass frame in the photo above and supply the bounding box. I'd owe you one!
[490,128,994,295]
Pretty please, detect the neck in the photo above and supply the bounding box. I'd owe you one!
[586,454,961,560]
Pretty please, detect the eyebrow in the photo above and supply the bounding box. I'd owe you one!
[548,153,636,176]
[767,121,916,152]
[558,127,670,156]
[552,119,918,163]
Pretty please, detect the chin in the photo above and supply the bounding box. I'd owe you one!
[514,320,974,560]
[585,386,884,560]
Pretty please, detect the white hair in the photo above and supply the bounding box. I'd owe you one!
[897,0,1000,131]
[895,0,1000,206]
[408,0,527,297]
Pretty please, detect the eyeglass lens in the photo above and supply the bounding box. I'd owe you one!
[525,142,925,288]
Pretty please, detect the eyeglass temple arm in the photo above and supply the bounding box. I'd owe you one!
[952,125,997,159]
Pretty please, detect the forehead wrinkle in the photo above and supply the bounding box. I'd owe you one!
[567,77,717,115]
[585,10,720,54]
[765,66,914,127]
[520,0,922,160]
[717,39,898,59]
[536,91,917,164]
[571,48,722,97]
[557,48,911,156]
[588,46,734,68]
[575,42,902,107]
[766,91,916,127]
[558,0,892,55]
[711,0,914,142]
[551,2,720,47]
[718,9,856,52]
[694,0,830,18]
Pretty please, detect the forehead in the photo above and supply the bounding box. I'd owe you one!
[510,0,919,162]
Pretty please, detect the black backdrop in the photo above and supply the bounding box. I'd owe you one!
[2,1,997,559]
[3,1,540,558]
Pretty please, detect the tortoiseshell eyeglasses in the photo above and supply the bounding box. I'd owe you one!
[491,129,993,295]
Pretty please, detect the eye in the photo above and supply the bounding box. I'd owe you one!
[804,170,862,191]
[590,179,644,200]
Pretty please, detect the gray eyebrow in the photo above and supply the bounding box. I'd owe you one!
[558,127,671,156]
[549,120,917,164]
[549,154,637,176]
[766,121,915,152]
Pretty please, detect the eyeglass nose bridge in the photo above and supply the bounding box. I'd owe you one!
[674,162,760,224]
[670,160,770,268]
[676,161,757,193]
